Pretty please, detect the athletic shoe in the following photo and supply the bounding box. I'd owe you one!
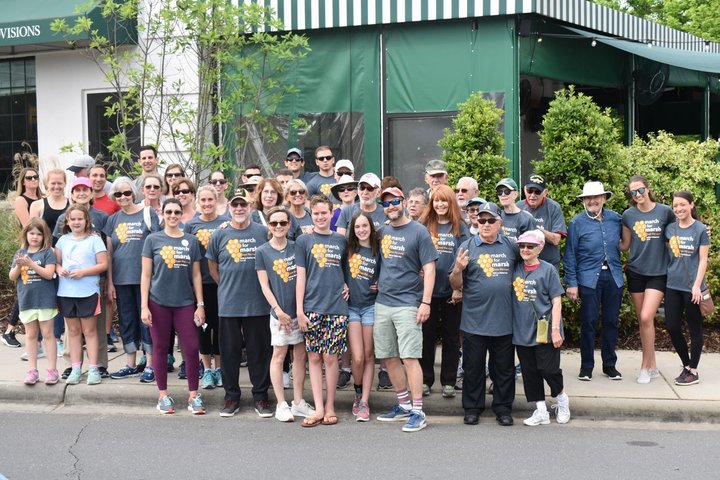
[86,367,102,385]
[98,367,110,379]
[377,404,411,422]
[61,367,73,380]
[107,340,117,353]
[602,367,623,380]
[356,402,370,422]
[136,355,147,373]
[283,371,291,389]
[552,402,571,424]
[188,394,206,415]
[56,340,64,357]
[402,410,427,432]
[637,369,651,384]
[2,332,21,348]
[422,384,431,396]
[352,393,362,416]
[45,368,59,385]
[111,365,139,379]
[21,346,45,361]
[24,369,39,385]
[66,368,82,385]
[139,367,155,383]
[649,368,661,379]
[167,354,175,373]
[198,363,204,379]
[219,400,240,417]
[177,361,186,379]
[377,370,392,390]
[290,399,315,418]
[214,369,223,387]
[157,395,175,414]
[523,409,550,426]
[442,385,456,398]
[675,369,699,386]
[200,369,216,389]
[515,362,522,380]
[337,370,351,390]
[275,401,294,422]
[577,368,592,381]
[455,376,463,391]
[255,399,273,418]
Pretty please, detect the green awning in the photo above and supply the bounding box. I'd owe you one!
[0,0,135,52]
[566,26,720,74]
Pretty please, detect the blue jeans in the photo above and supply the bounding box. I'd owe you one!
[115,284,153,354]
[578,270,623,370]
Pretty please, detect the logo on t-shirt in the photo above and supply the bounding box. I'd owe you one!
[348,253,376,280]
[272,257,296,283]
[159,243,192,269]
[115,221,145,244]
[320,184,332,196]
[115,223,129,243]
[476,253,511,277]
[224,237,257,264]
[195,228,212,248]
[310,242,341,268]
[513,276,537,302]
[433,232,455,255]
[669,234,694,258]
[381,234,407,259]
[632,219,661,242]
[226,239,243,262]
[160,246,177,269]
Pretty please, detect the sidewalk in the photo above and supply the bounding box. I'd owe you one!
[1,335,719,422]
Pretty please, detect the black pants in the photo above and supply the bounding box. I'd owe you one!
[220,316,271,402]
[198,284,220,356]
[664,288,704,369]
[462,333,514,416]
[516,344,564,402]
[420,297,461,387]
[7,298,19,327]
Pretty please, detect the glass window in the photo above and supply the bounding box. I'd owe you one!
[86,92,140,172]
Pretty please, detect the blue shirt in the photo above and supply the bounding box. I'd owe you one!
[563,208,623,289]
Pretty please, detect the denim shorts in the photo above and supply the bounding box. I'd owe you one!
[348,305,375,327]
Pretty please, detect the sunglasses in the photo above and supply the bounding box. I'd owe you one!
[526,188,543,195]
[210,179,228,185]
[466,207,480,214]
[359,185,376,192]
[268,220,289,227]
[336,186,356,193]
[518,243,537,250]
[288,189,306,196]
[174,188,192,195]
[144,184,161,190]
[286,157,303,163]
[477,218,499,225]
[166,172,183,178]
[230,201,248,208]
[454,188,469,194]
[24,175,39,181]
[380,198,403,208]
[630,187,647,197]
[496,188,513,196]
[164,209,182,216]
[316,155,334,161]
[337,170,353,176]
[113,191,133,198]
[245,186,256,192]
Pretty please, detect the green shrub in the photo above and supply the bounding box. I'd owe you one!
[0,200,20,296]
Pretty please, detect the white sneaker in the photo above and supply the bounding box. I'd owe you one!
[283,371,291,389]
[20,347,45,361]
[553,402,571,424]
[56,341,64,357]
[648,368,660,379]
[637,369,651,384]
[523,409,550,426]
[275,401,294,422]
[290,399,316,418]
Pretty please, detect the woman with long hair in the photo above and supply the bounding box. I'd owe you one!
[14,167,43,228]
[252,178,285,226]
[208,170,230,217]
[163,164,187,198]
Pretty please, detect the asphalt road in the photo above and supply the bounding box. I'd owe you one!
[1,408,719,480]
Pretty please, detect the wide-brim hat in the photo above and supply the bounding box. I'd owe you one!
[577,181,613,200]
[330,175,359,197]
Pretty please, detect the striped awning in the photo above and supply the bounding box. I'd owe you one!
[249,0,719,53]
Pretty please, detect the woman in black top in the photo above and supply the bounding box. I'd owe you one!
[14,167,43,228]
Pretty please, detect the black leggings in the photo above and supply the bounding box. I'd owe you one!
[664,288,703,369]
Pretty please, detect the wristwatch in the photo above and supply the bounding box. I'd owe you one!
[197,301,205,307]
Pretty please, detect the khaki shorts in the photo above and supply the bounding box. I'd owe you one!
[373,303,422,359]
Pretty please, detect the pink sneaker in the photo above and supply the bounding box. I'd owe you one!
[356,402,370,422]
[24,369,39,385]
[352,393,362,416]
[45,368,59,385]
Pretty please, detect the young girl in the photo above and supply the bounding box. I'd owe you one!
[256,206,314,422]
[345,212,380,421]
[296,195,349,427]
[10,218,59,384]
[664,191,709,386]
[511,230,569,426]
[55,204,108,385]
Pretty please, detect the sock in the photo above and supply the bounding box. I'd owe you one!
[412,397,423,412]
[354,384,362,395]
[88,364,98,370]
[145,366,154,372]
[341,367,351,373]
[396,389,411,410]
[71,362,81,370]
[536,401,548,412]
[556,392,568,404]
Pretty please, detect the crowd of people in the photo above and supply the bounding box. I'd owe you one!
[2,144,710,432]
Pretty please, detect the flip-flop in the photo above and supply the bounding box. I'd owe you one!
[321,415,338,426]
[301,416,323,428]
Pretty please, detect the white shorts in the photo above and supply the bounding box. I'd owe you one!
[270,314,304,347]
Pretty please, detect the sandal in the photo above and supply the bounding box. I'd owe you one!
[322,415,338,426]
[301,416,323,428]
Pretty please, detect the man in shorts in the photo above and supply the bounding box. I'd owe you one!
[374,187,437,432]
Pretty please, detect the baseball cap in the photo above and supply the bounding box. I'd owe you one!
[67,155,95,173]
[525,174,546,191]
[358,172,381,189]
[516,229,545,246]
[425,159,447,175]
[478,201,501,218]
[286,148,303,159]
[229,188,253,204]
[380,187,405,201]
[335,159,354,173]
[496,178,518,191]
[71,177,93,190]
[466,197,487,208]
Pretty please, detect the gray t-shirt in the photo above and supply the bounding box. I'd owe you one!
[104,208,160,285]
[13,248,57,311]
[295,231,348,316]
[622,203,674,276]
[665,221,709,292]
[511,260,565,346]
[337,204,387,232]
[205,222,270,317]
[376,221,438,307]
[53,207,108,239]
[291,207,315,237]
[431,222,469,298]
[142,231,201,307]
[183,215,227,284]
[345,244,380,308]
[255,241,298,318]
[500,209,537,242]
[305,173,335,198]
[456,234,518,336]
[517,198,566,267]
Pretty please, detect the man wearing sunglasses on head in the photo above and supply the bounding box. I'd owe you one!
[336,173,386,236]
[517,174,567,270]
[306,146,337,197]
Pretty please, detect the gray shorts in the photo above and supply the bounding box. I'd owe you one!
[373,303,422,359]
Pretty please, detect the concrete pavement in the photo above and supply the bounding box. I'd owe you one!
[1,334,719,422]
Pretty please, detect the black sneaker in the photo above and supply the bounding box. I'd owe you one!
[219,400,240,417]
[2,332,21,348]
[98,367,110,379]
[602,367,622,380]
[377,370,393,390]
[254,399,273,418]
[577,368,593,381]
[177,361,187,379]
[107,339,117,353]
[240,349,248,367]
[675,369,699,386]
[61,367,73,380]
[337,370,352,390]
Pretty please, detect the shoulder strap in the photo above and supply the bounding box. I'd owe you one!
[143,206,152,230]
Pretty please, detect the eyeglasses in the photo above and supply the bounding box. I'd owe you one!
[113,191,133,198]
[144,184,161,190]
[166,172,183,178]
[336,186,356,193]
[380,198,403,208]
[286,157,303,163]
[24,175,39,181]
[210,179,227,185]
[466,207,480,214]
[288,189,306,196]
[268,220,289,227]
[526,188,543,195]
[337,170,353,176]
[174,188,192,195]
[316,155,334,161]
[454,188,469,194]
[230,201,248,208]
[630,187,647,197]
[518,243,537,250]
[164,210,182,216]
[496,188,513,196]
[359,185,376,192]
[477,218,499,225]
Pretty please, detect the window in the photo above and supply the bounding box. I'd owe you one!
[86,92,140,172]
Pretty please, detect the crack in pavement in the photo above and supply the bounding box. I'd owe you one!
[65,421,90,480]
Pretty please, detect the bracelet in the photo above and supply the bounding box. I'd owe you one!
[272,305,279,311]
[552,326,560,331]
[196,301,205,307]
[421,301,431,306]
